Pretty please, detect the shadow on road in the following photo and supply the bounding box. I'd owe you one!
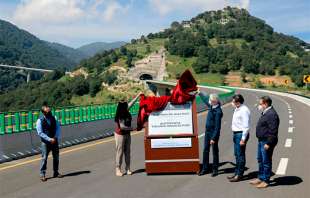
[45,170,91,180]
[217,161,249,175]
[269,176,303,187]
[63,170,91,177]
[133,169,145,175]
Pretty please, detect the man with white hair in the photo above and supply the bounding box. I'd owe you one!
[197,89,223,177]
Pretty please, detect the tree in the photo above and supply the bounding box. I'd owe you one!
[120,46,127,56]
[126,54,133,67]
[241,70,247,83]
[193,56,209,73]
[146,45,151,54]
[71,77,89,96]
[89,78,102,97]
[110,51,118,62]
[171,21,180,29]
[131,39,137,44]
[102,71,118,85]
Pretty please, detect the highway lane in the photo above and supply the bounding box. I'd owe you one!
[0,89,309,198]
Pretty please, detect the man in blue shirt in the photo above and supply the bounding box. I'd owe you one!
[198,90,223,177]
[36,102,62,181]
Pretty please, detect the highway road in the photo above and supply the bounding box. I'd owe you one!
[0,88,309,198]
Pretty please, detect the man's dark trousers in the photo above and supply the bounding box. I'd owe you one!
[40,141,59,177]
[202,132,219,172]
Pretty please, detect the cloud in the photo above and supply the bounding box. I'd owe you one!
[12,0,131,25]
[149,0,227,15]
[240,0,250,10]
[90,0,131,22]
[13,0,85,25]
[148,0,250,15]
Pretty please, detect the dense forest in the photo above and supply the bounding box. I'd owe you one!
[0,70,105,111]
[149,7,310,87]
[0,19,76,92]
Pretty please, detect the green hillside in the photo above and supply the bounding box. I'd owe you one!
[0,19,76,92]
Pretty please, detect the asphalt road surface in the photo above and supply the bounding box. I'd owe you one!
[0,89,309,198]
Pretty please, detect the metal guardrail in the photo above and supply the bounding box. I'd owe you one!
[0,103,140,135]
[0,84,235,135]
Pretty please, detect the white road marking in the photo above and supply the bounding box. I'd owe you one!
[276,158,289,175]
[289,120,294,124]
[289,115,293,118]
[288,127,294,133]
[285,139,292,147]
[288,111,292,114]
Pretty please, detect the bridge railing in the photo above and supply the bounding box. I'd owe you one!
[0,84,235,135]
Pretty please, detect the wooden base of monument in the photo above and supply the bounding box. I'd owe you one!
[144,100,200,175]
[144,137,200,174]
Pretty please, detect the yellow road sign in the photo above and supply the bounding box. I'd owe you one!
[304,75,310,83]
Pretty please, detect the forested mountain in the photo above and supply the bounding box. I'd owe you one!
[0,19,76,92]
[79,7,310,87]
[77,41,126,58]
[46,42,87,64]
[149,7,310,86]
[0,19,75,69]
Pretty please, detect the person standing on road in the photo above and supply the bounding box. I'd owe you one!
[250,96,280,188]
[198,89,223,177]
[228,94,251,182]
[36,102,62,182]
[114,93,141,177]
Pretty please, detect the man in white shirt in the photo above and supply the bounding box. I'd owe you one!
[227,94,251,182]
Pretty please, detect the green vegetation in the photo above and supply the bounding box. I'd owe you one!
[77,41,126,58]
[0,19,76,92]
[149,7,310,87]
[0,72,103,112]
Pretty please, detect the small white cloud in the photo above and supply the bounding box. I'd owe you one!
[90,0,130,22]
[240,0,250,10]
[149,0,227,15]
[149,0,250,15]
[13,0,85,25]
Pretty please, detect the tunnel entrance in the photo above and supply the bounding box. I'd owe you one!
[139,74,153,80]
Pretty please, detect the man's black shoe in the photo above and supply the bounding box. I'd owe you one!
[229,175,242,182]
[211,170,218,177]
[53,173,63,178]
[198,170,208,176]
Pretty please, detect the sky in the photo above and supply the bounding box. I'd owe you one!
[0,0,309,48]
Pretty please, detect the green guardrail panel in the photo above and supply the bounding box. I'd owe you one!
[6,113,13,134]
[61,109,65,125]
[0,113,5,134]
[27,111,33,130]
[0,83,235,135]
[14,112,20,133]
[20,111,27,131]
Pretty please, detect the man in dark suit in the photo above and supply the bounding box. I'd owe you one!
[197,90,223,177]
[250,96,280,188]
